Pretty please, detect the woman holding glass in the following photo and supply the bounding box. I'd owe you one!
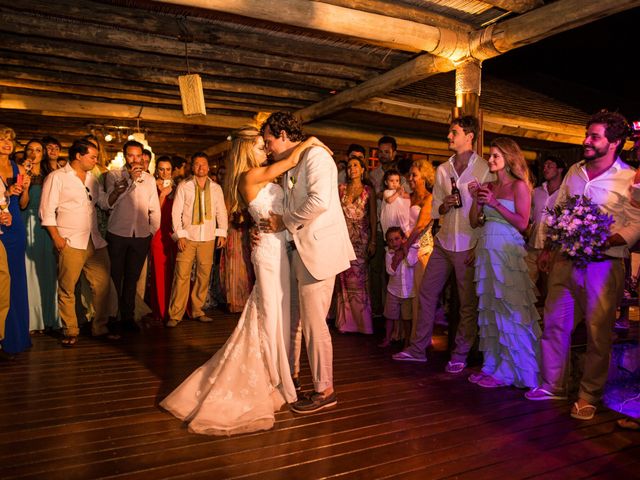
[0,126,30,354]
[469,137,541,389]
[21,138,60,334]
[149,156,177,324]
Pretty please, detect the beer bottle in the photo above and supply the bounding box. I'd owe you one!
[450,177,462,209]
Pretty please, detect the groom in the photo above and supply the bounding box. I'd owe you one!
[261,112,355,413]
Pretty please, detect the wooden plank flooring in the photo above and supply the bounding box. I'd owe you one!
[1,311,638,480]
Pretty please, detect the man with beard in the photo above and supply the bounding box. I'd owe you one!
[526,111,640,421]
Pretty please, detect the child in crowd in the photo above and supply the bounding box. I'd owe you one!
[380,169,411,236]
[379,226,418,347]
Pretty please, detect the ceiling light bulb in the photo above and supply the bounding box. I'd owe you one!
[128,134,135,141]
[104,133,113,142]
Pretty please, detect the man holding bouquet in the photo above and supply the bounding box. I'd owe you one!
[526,111,640,421]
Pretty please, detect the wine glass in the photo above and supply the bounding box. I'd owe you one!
[131,161,145,183]
[24,160,33,176]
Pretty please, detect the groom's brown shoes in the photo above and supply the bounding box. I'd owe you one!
[290,391,337,414]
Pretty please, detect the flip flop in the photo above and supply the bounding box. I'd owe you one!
[617,417,640,431]
[570,402,596,420]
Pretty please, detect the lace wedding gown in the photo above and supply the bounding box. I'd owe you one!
[160,183,297,435]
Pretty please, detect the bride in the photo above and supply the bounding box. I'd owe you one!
[160,126,324,436]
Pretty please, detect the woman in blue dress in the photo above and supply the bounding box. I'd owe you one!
[21,138,60,334]
[0,126,31,354]
[469,137,541,389]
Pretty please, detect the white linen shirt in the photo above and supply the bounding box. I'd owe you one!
[39,163,107,250]
[529,182,561,250]
[172,177,228,242]
[104,169,160,237]
[432,152,492,252]
[386,245,419,299]
[550,158,640,259]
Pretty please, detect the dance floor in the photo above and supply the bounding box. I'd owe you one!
[1,311,639,480]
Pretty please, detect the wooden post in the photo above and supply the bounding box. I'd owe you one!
[452,58,483,156]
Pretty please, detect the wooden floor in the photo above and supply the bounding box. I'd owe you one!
[1,312,639,480]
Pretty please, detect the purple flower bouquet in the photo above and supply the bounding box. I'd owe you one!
[545,194,614,268]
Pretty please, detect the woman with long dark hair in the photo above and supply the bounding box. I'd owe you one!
[335,156,376,334]
[21,139,60,334]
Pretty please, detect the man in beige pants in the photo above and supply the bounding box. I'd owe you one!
[526,111,640,421]
[40,139,112,346]
[167,153,227,327]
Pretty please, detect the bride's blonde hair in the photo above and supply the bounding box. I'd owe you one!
[223,126,262,216]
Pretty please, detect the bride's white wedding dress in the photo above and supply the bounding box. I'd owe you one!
[160,183,297,435]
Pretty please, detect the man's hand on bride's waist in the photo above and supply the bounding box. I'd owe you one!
[259,212,285,234]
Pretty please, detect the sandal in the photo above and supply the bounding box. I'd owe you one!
[570,402,596,420]
[478,376,508,388]
[468,372,488,384]
[617,417,640,431]
[61,336,78,348]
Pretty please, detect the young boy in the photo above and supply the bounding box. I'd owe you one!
[379,226,418,347]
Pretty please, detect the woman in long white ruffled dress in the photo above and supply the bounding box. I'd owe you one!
[160,128,322,435]
[469,137,541,389]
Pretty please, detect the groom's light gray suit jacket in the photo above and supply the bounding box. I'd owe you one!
[283,145,355,280]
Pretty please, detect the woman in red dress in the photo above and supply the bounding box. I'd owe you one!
[150,156,177,323]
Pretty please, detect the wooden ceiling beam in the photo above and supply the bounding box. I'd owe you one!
[0,65,322,103]
[0,10,376,80]
[2,0,403,69]
[0,42,357,92]
[356,97,587,145]
[0,83,299,117]
[297,54,455,122]
[479,0,543,14]
[0,93,251,129]
[471,0,640,59]
[154,0,471,58]
[316,0,472,31]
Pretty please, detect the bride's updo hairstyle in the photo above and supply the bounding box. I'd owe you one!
[224,125,261,216]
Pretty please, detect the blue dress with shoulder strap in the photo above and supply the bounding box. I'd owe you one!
[0,161,31,354]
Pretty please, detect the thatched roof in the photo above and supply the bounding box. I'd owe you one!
[0,0,637,159]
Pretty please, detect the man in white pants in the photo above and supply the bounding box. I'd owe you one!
[261,112,355,413]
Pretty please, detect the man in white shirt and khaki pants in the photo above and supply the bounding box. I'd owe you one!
[526,111,640,421]
[40,139,112,346]
[167,152,227,327]
[393,116,491,373]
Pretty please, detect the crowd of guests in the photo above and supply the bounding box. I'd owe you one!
[0,128,232,354]
[1,109,639,427]
[334,111,640,424]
